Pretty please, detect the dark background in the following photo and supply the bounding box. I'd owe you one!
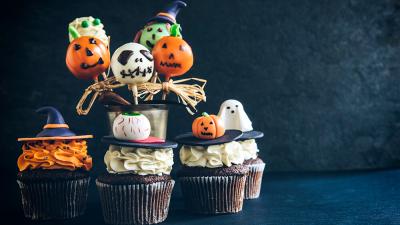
[1,0,400,223]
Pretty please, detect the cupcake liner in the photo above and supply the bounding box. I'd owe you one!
[179,175,246,214]
[244,163,265,199]
[16,177,90,220]
[96,179,174,225]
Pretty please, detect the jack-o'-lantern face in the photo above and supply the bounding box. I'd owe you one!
[66,36,110,80]
[139,23,171,50]
[152,35,193,80]
[192,113,225,140]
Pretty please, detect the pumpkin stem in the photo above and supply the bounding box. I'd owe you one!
[170,23,182,38]
[68,25,81,40]
[202,112,209,117]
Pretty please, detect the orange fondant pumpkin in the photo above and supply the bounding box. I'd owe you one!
[192,112,225,140]
[152,34,193,81]
[66,36,110,80]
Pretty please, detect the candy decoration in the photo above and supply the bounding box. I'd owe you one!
[66,36,110,80]
[68,16,109,46]
[192,112,225,140]
[111,43,154,104]
[153,24,193,81]
[113,112,151,141]
[217,99,253,132]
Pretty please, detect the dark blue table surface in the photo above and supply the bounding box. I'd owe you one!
[9,169,400,225]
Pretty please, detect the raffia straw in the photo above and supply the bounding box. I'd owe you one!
[137,78,207,114]
[76,77,125,115]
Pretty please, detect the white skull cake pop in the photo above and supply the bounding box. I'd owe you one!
[111,43,154,85]
[113,112,151,141]
[217,99,253,132]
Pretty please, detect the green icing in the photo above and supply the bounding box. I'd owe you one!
[122,112,142,116]
[170,23,182,37]
[139,23,171,50]
[68,25,80,39]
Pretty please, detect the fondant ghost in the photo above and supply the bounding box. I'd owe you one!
[217,99,253,132]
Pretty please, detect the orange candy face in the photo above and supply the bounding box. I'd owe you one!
[152,36,193,80]
[192,113,225,140]
[66,36,110,80]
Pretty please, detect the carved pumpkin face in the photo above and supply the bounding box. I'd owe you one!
[152,36,193,80]
[192,113,225,140]
[66,36,110,80]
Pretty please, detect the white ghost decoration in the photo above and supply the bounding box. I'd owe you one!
[111,43,154,85]
[113,113,151,141]
[217,99,253,132]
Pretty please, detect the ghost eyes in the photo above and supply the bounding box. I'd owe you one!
[236,105,238,107]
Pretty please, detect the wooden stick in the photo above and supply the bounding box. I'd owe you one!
[129,84,139,105]
[147,71,158,101]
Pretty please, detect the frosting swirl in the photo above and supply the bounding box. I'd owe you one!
[179,142,244,168]
[104,145,173,175]
[17,140,92,171]
[238,139,259,160]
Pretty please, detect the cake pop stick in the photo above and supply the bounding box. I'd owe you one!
[111,43,155,105]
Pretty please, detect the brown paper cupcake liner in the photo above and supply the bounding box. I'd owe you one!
[16,177,90,220]
[244,163,265,199]
[179,175,246,214]
[96,179,174,225]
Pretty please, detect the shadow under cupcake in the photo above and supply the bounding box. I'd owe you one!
[16,106,93,220]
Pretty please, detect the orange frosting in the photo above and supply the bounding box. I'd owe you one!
[17,140,92,171]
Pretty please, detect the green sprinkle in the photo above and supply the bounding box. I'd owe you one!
[122,112,141,116]
[81,20,89,28]
[68,25,80,39]
[170,23,182,37]
[93,18,101,26]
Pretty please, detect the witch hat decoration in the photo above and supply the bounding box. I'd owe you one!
[148,1,187,24]
[18,106,93,141]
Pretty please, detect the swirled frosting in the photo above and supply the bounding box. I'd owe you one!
[104,145,173,175]
[179,142,244,168]
[239,139,259,160]
[17,140,92,171]
[69,16,109,45]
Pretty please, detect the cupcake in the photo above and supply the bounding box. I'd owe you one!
[16,106,93,220]
[97,112,177,225]
[175,112,248,214]
[218,99,265,199]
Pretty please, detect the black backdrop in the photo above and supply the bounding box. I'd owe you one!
[2,0,400,183]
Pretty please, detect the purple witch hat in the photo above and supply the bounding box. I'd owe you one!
[147,1,187,24]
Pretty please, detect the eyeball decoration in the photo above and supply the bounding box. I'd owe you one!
[192,112,225,140]
[68,16,109,46]
[111,43,154,104]
[113,112,151,141]
[217,99,253,132]
[66,36,110,80]
[153,24,193,82]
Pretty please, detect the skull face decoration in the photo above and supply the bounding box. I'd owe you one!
[217,99,253,132]
[111,43,154,85]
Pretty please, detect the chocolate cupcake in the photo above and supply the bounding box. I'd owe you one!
[97,112,177,225]
[16,107,93,220]
[218,99,265,199]
[176,113,247,214]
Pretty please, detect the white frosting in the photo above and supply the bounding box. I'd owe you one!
[104,145,173,175]
[69,16,109,45]
[179,142,244,168]
[217,99,253,132]
[113,113,151,141]
[238,139,259,160]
